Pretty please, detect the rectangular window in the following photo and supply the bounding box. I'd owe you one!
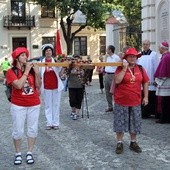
[74,36,87,56]
[42,37,55,45]
[11,0,25,17]
[100,36,106,55]
[41,5,55,18]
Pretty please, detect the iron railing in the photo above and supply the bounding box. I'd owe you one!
[3,15,35,29]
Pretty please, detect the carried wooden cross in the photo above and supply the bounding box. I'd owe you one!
[37,62,123,69]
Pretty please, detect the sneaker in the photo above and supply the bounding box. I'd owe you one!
[115,143,123,154]
[46,126,52,130]
[52,126,59,130]
[72,114,78,120]
[70,112,75,118]
[129,142,142,153]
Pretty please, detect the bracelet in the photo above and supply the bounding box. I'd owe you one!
[23,73,28,77]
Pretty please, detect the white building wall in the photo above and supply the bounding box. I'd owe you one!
[106,24,120,54]
[106,24,114,48]
[142,0,156,50]
[0,1,10,60]
[142,0,170,52]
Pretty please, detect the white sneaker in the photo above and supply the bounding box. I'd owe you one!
[72,114,78,120]
[70,112,75,118]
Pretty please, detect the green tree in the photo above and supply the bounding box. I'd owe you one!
[28,0,141,53]
[30,0,112,54]
[106,0,142,50]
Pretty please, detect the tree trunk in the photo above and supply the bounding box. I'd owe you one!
[66,38,73,55]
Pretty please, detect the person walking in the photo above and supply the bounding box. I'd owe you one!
[96,55,104,93]
[40,44,64,130]
[113,47,149,154]
[154,41,170,123]
[67,55,85,120]
[104,45,121,112]
[86,55,94,86]
[0,57,11,84]
[137,40,160,118]
[6,47,41,165]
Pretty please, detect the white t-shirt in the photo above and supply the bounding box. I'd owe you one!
[105,54,121,73]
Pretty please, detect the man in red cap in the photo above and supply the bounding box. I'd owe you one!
[154,41,170,123]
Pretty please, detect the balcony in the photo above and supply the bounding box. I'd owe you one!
[3,15,35,30]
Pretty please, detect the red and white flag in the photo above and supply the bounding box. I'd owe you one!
[55,30,62,55]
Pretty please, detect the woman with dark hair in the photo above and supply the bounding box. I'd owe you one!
[40,44,64,130]
[6,47,41,165]
[67,54,85,120]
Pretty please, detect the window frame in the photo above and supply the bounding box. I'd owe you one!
[41,5,55,18]
[99,36,106,55]
[11,0,26,17]
[74,36,87,56]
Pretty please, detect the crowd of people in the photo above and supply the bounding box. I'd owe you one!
[1,39,170,165]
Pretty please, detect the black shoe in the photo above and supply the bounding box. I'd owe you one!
[129,142,142,153]
[115,143,123,154]
[105,108,113,112]
[142,115,151,119]
[155,120,165,124]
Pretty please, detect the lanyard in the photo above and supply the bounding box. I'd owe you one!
[128,67,135,83]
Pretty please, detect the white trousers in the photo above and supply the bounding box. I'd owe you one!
[43,89,62,126]
[10,104,40,140]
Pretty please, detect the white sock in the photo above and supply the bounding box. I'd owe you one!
[27,151,32,155]
[15,152,21,156]
[117,141,123,143]
[131,140,136,143]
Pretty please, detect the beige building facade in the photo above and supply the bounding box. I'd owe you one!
[0,0,106,62]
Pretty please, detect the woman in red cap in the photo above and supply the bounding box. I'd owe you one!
[111,47,149,154]
[6,47,41,165]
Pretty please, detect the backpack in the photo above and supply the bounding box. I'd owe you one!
[5,67,18,102]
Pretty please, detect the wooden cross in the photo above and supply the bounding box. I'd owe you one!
[37,62,123,69]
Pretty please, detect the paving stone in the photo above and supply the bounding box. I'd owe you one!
[0,77,170,170]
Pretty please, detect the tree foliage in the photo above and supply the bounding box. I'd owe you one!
[28,0,141,53]
[107,0,142,49]
[31,0,114,54]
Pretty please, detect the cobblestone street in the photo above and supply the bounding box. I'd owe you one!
[0,76,170,170]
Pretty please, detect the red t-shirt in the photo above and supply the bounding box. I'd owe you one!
[114,65,149,106]
[44,59,58,89]
[6,68,40,106]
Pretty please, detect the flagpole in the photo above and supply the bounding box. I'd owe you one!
[55,9,59,56]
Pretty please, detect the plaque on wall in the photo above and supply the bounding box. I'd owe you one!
[32,45,39,49]
[158,2,169,42]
